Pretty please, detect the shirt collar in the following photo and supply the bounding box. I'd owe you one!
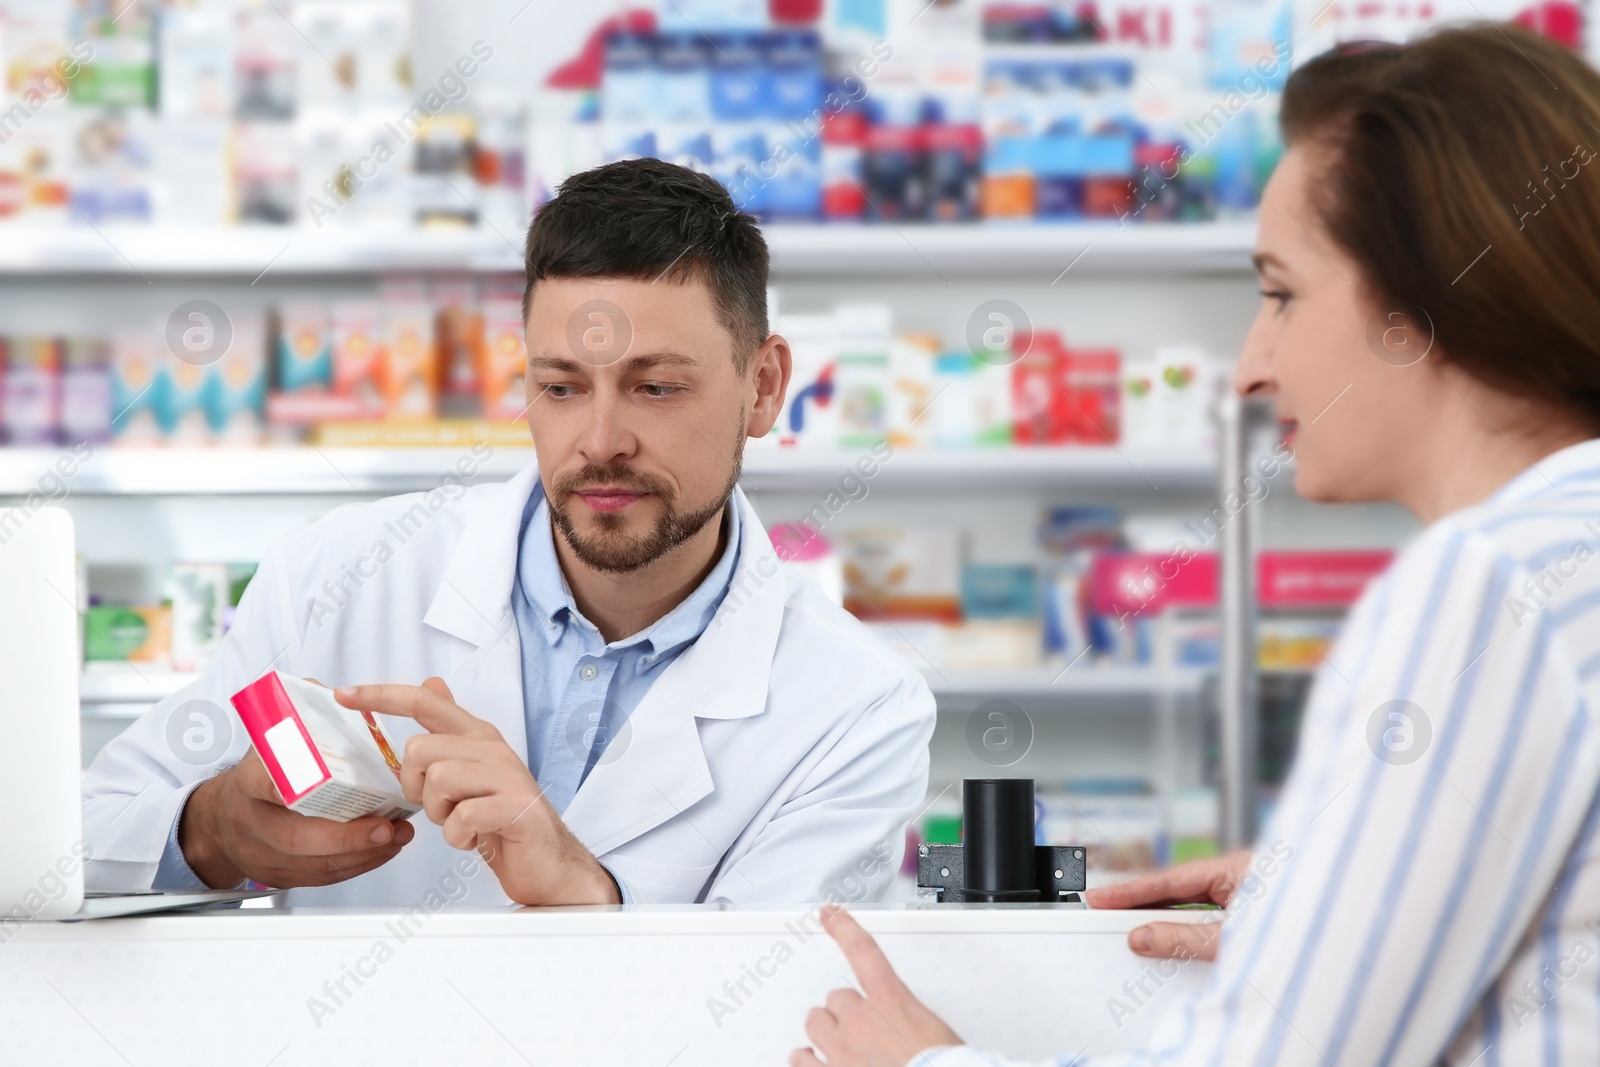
[516,486,743,654]
[1486,436,1600,507]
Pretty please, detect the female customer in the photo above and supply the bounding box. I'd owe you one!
[794,22,1600,1067]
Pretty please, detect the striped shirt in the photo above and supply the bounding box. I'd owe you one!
[930,437,1600,1067]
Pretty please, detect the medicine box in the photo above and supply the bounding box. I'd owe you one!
[231,672,419,823]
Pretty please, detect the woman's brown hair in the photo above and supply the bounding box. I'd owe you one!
[1281,23,1600,427]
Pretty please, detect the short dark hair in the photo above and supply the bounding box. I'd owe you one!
[1281,23,1600,428]
[522,158,770,372]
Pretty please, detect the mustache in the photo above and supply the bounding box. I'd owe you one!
[551,464,674,500]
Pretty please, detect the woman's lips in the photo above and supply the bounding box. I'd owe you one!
[575,488,647,514]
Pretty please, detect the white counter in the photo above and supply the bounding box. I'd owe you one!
[0,904,1216,1066]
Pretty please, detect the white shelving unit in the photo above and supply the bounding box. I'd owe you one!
[0,221,1257,278]
[0,213,1261,784]
[0,444,1216,496]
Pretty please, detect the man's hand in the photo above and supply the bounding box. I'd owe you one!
[334,677,620,907]
[790,907,962,1067]
[179,745,415,889]
[1084,850,1252,961]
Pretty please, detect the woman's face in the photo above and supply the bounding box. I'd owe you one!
[1234,144,1437,505]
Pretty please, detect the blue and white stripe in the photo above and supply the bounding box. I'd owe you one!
[929,438,1600,1067]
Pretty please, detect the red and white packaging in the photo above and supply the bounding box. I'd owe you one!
[1010,330,1067,445]
[1059,347,1121,445]
[231,672,418,823]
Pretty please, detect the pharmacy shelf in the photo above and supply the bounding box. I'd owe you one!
[924,666,1207,701]
[0,445,1216,496]
[741,446,1215,493]
[0,446,533,496]
[0,221,1258,277]
[79,669,199,706]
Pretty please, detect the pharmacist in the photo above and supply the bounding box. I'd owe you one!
[788,25,1600,1067]
[81,159,935,907]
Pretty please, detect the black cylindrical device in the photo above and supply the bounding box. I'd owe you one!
[962,778,1039,903]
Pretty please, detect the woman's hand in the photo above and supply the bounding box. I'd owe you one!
[1083,850,1251,961]
[790,907,963,1067]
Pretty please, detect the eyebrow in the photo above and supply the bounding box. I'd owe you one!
[528,351,702,374]
[1252,251,1289,274]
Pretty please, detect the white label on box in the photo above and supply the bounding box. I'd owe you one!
[265,717,324,795]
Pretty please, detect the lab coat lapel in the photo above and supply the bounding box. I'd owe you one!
[420,461,541,761]
[562,488,786,858]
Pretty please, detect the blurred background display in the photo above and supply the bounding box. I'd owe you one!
[0,0,1585,893]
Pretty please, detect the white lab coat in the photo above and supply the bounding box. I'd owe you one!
[80,462,935,906]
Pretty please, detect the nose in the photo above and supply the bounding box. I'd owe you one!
[1233,306,1276,400]
[577,386,638,467]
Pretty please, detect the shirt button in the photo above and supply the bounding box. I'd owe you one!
[580,663,599,681]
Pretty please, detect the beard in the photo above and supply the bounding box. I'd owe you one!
[548,429,745,575]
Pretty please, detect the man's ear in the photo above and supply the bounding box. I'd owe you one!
[744,333,792,440]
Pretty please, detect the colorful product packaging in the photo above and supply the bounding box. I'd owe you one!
[110,330,164,443]
[820,106,867,219]
[762,30,825,220]
[432,276,484,419]
[886,332,938,450]
[1206,0,1291,91]
[961,564,1039,619]
[709,30,766,214]
[841,526,963,622]
[481,296,529,422]
[169,562,230,672]
[412,114,477,227]
[234,121,296,224]
[1119,358,1161,447]
[381,301,438,419]
[234,6,297,120]
[277,302,333,393]
[161,356,212,444]
[770,521,843,606]
[1039,506,1125,663]
[209,316,266,443]
[83,604,172,666]
[1154,345,1220,450]
[1059,346,1121,444]
[773,312,837,446]
[2,337,61,446]
[331,302,384,417]
[601,30,656,163]
[832,304,892,448]
[232,672,419,823]
[61,338,112,445]
[863,124,924,221]
[924,123,982,221]
[1010,330,1066,445]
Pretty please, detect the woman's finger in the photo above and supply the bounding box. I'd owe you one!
[1129,921,1225,962]
[821,905,911,1003]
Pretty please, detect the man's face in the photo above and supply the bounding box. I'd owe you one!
[523,275,753,574]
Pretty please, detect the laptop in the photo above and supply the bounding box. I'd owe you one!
[1,506,274,920]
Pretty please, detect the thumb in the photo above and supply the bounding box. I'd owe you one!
[1128,921,1224,962]
[421,676,455,703]
[241,745,285,805]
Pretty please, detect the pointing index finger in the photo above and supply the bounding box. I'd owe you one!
[334,683,482,736]
[821,905,909,1003]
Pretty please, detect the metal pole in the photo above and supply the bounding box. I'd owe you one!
[1217,393,1260,851]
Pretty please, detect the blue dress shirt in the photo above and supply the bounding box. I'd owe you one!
[509,487,741,814]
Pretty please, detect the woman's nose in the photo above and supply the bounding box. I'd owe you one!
[1234,311,1275,398]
